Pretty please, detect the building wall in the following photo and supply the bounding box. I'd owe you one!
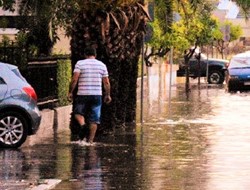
[213,1,250,50]
[0,0,71,55]
[53,28,71,55]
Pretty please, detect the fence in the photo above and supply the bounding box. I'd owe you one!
[0,41,70,108]
[24,58,71,109]
[0,41,28,69]
[24,60,58,105]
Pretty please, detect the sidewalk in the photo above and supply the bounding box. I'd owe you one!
[0,179,62,190]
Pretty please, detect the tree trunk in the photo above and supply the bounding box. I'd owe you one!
[70,4,148,136]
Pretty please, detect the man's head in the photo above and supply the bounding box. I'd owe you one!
[84,47,97,57]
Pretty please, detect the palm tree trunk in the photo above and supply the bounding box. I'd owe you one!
[70,3,149,135]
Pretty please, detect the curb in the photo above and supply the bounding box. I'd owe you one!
[29,179,62,190]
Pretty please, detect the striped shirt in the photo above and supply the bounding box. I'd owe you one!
[74,58,109,95]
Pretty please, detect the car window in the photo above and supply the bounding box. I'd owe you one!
[0,77,6,84]
[0,63,27,82]
[189,60,197,64]
[191,53,207,60]
[209,60,217,64]
[229,58,250,69]
[0,77,7,101]
[200,53,207,59]
[11,68,27,82]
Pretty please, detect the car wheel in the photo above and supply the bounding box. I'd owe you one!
[0,112,28,148]
[208,70,224,84]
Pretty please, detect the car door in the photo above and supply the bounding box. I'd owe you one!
[200,60,208,76]
[189,59,198,75]
[189,59,208,77]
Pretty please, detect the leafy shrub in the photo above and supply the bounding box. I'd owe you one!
[57,59,72,106]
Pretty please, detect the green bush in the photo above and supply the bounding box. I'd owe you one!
[57,59,72,106]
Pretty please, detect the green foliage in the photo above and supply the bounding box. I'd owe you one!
[16,1,58,56]
[230,24,243,41]
[224,21,243,42]
[146,0,218,61]
[15,31,26,46]
[212,20,243,42]
[0,31,43,70]
[155,0,173,33]
[234,0,250,17]
[0,17,8,28]
[150,18,172,48]
[0,35,28,70]
[0,0,15,11]
[15,31,38,57]
[1,34,10,44]
[57,59,71,106]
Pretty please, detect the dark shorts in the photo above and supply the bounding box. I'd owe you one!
[74,95,102,124]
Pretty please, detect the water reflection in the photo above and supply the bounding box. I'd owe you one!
[0,149,26,180]
[83,147,103,189]
[204,92,250,190]
[70,145,106,189]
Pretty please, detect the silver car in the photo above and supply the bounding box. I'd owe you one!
[0,63,41,148]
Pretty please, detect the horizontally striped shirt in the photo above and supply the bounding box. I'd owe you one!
[74,58,109,95]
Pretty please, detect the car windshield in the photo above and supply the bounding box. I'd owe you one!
[191,53,207,60]
[200,53,207,59]
[230,66,250,69]
[229,51,250,69]
[229,58,250,69]
[0,63,27,82]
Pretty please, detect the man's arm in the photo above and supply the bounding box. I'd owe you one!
[67,72,80,101]
[102,77,112,104]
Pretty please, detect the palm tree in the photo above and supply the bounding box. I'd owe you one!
[70,1,151,136]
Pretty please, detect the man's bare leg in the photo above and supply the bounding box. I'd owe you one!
[75,114,88,140]
[88,123,97,143]
[75,114,85,126]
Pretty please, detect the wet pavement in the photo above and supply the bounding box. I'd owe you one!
[2,66,250,189]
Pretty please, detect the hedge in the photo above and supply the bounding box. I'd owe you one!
[57,59,72,106]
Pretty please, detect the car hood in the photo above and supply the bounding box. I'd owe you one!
[229,67,250,79]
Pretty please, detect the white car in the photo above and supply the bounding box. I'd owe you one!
[226,51,250,92]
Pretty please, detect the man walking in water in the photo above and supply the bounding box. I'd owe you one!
[68,47,112,144]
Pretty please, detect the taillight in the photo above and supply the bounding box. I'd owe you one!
[23,87,38,102]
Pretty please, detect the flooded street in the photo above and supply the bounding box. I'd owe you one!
[1,64,250,190]
[140,83,250,190]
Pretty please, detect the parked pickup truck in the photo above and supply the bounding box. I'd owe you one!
[177,57,229,84]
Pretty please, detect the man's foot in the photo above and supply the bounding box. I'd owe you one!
[79,124,88,140]
[79,140,95,146]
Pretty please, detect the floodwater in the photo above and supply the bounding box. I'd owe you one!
[1,64,250,190]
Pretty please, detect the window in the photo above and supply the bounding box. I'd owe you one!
[0,77,5,84]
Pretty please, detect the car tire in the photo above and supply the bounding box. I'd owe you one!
[0,111,28,148]
[227,81,238,93]
[208,70,224,84]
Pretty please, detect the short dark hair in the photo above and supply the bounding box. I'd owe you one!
[84,47,96,57]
